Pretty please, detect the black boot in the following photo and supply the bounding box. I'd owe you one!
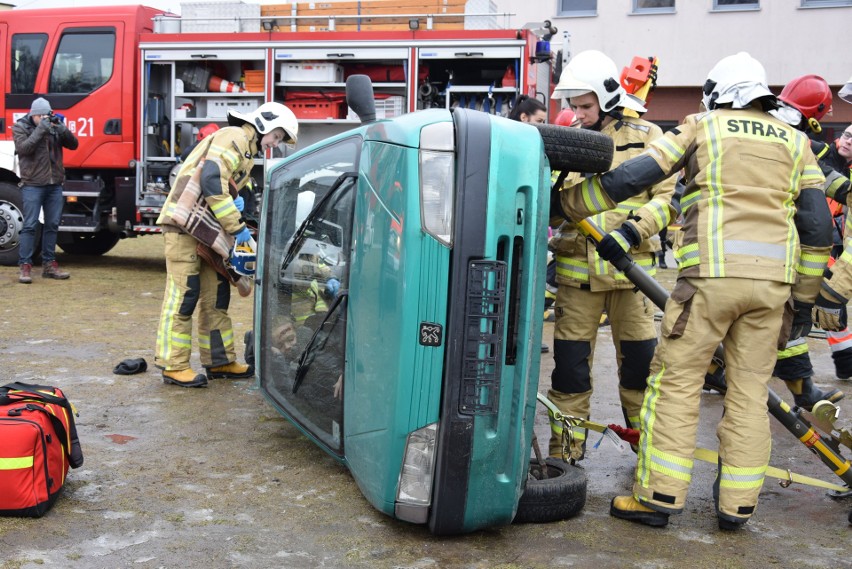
[657,251,668,269]
[784,377,844,412]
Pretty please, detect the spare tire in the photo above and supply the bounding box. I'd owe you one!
[534,124,613,174]
[514,457,587,524]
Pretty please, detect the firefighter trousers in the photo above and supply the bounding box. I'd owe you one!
[632,277,789,524]
[550,284,657,458]
[155,232,236,371]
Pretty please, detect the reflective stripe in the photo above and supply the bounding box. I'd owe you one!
[0,456,34,470]
[652,136,685,164]
[825,171,847,199]
[157,275,183,363]
[555,256,590,282]
[778,339,809,358]
[649,447,693,483]
[580,177,609,215]
[680,190,700,214]
[702,116,725,277]
[718,464,766,490]
[675,243,700,269]
[797,250,830,276]
[724,239,787,260]
[210,198,238,220]
[637,364,665,486]
[548,416,586,441]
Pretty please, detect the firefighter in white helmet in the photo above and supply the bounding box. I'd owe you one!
[155,102,298,387]
[556,52,833,529]
[546,49,676,461]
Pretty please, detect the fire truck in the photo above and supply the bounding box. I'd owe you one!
[0,4,555,266]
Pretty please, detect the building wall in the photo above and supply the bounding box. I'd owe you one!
[492,0,852,126]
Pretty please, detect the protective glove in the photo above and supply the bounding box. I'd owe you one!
[812,288,848,332]
[789,299,814,341]
[233,195,245,212]
[234,227,252,245]
[596,223,640,264]
[325,277,340,299]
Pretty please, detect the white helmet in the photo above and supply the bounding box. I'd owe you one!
[228,102,298,144]
[839,74,852,104]
[551,50,647,114]
[702,52,774,111]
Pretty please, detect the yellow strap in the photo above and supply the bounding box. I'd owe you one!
[693,447,848,493]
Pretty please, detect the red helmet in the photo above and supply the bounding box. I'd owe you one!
[554,108,576,127]
[197,122,220,141]
[778,74,832,121]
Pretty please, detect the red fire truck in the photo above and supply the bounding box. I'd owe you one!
[0,4,554,265]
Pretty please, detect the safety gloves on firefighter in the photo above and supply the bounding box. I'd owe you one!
[234,227,252,245]
[597,222,641,264]
[789,299,815,341]
[812,286,848,332]
[233,195,245,212]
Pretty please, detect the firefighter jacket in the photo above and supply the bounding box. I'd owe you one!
[550,116,676,292]
[11,116,78,186]
[559,107,832,302]
[814,141,852,300]
[157,124,256,238]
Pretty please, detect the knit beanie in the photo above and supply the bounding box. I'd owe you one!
[29,97,52,117]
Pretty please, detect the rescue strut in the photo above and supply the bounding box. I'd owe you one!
[572,214,852,498]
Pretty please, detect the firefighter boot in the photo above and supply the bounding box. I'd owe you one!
[206,361,255,380]
[610,496,669,528]
[547,388,590,462]
[163,368,208,388]
[19,263,32,284]
[656,251,668,269]
[42,260,70,280]
[784,377,844,412]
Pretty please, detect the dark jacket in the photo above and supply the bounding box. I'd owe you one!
[11,115,78,186]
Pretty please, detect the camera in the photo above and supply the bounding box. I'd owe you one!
[47,114,62,125]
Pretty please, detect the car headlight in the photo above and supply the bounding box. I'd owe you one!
[419,122,455,247]
[395,422,438,523]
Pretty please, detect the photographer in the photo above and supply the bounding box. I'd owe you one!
[12,97,78,283]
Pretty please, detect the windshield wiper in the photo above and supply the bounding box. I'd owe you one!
[280,172,357,273]
[292,291,348,394]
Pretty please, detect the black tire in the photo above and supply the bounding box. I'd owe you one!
[0,181,40,266]
[534,124,613,174]
[58,229,120,256]
[514,457,587,524]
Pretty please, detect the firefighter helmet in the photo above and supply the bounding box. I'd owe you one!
[778,75,832,121]
[554,108,576,127]
[839,74,852,105]
[551,50,646,114]
[196,122,220,141]
[230,242,257,277]
[702,52,774,111]
[228,102,298,144]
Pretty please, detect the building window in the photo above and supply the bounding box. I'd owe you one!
[800,0,852,7]
[633,0,675,13]
[713,0,760,9]
[558,0,597,17]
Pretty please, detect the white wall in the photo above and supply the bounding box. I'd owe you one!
[491,0,851,86]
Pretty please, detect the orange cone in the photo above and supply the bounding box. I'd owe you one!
[208,75,246,93]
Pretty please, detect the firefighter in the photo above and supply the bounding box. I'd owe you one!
[764,74,845,408]
[556,52,833,529]
[546,50,676,461]
[154,102,298,387]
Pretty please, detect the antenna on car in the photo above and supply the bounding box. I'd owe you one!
[346,74,376,124]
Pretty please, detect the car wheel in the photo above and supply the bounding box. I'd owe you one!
[534,124,613,174]
[513,457,587,524]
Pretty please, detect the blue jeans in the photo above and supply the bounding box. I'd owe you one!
[19,184,64,266]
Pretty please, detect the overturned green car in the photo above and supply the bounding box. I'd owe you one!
[254,80,611,534]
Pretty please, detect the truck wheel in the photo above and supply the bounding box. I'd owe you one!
[0,181,34,266]
[514,457,587,524]
[535,124,613,174]
[58,230,120,256]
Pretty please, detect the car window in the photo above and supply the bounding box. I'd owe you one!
[259,137,359,453]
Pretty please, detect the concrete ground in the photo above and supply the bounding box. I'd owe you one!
[1,238,851,569]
